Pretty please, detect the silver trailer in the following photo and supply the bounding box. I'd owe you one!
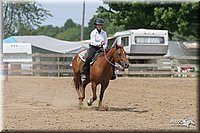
[109,29,168,56]
[108,29,169,74]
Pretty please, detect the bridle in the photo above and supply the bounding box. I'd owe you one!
[103,48,124,70]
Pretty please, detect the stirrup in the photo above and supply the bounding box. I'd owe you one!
[81,74,86,81]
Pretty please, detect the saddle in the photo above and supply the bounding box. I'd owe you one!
[78,49,104,65]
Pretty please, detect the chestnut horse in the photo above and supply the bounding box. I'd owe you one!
[72,45,129,110]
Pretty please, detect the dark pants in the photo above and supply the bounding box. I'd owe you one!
[82,45,101,77]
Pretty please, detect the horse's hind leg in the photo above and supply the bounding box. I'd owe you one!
[87,82,97,106]
[98,81,109,111]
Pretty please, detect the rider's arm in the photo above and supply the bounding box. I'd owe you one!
[103,32,108,49]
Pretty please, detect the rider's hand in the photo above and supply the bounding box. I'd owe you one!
[101,41,106,45]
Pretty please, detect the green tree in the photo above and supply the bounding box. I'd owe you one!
[56,26,81,41]
[15,23,35,36]
[55,19,82,41]
[63,19,77,30]
[3,1,52,38]
[97,3,156,29]
[33,25,60,37]
[31,19,84,41]
[98,2,199,41]
[151,3,199,40]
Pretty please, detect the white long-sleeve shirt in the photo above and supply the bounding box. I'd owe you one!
[90,29,108,49]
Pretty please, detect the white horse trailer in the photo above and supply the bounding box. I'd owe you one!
[109,29,168,56]
[108,29,169,74]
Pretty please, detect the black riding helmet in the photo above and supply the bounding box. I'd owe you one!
[94,18,104,25]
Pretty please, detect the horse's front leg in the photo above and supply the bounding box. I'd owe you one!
[87,82,97,106]
[98,81,109,111]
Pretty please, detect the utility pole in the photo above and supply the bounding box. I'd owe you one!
[80,0,85,41]
[0,0,3,63]
[0,2,3,131]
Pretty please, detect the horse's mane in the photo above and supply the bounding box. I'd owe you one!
[98,47,112,57]
[99,46,121,57]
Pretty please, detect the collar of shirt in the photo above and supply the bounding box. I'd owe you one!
[94,28,104,34]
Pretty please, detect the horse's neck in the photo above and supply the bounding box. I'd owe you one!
[105,48,115,62]
[98,48,115,73]
[93,48,115,67]
[91,48,115,75]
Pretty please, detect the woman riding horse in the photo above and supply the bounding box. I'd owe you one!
[81,18,116,81]
[72,43,129,111]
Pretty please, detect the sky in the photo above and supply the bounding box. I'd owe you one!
[37,0,196,27]
[38,0,108,27]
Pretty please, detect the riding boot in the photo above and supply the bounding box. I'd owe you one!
[82,57,90,81]
[82,63,90,81]
[81,72,86,80]
[110,66,116,80]
[81,45,98,81]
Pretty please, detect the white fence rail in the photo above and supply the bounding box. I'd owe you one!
[2,53,199,77]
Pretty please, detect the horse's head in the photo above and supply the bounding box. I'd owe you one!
[113,44,129,70]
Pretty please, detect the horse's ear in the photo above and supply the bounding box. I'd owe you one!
[112,43,116,48]
[115,44,119,49]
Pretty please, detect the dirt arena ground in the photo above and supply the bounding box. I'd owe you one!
[2,76,199,132]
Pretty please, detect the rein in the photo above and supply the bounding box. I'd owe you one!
[103,49,122,70]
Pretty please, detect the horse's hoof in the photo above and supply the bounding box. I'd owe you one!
[98,105,108,111]
[87,100,92,106]
[98,107,106,111]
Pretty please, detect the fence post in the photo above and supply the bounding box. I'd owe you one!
[0,62,8,81]
[57,57,59,77]
[170,56,175,78]
[35,53,40,76]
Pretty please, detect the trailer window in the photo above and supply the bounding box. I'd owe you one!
[108,37,118,47]
[121,37,129,46]
[135,36,164,44]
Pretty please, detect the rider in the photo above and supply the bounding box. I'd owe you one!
[81,18,116,81]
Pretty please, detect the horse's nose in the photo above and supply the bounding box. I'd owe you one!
[121,62,129,69]
[125,63,129,68]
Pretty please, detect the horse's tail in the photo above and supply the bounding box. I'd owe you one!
[72,75,82,91]
[71,54,82,91]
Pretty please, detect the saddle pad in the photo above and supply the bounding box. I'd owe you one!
[78,50,88,62]
[78,50,102,65]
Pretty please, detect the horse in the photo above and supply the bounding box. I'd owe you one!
[72,44,129,111]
